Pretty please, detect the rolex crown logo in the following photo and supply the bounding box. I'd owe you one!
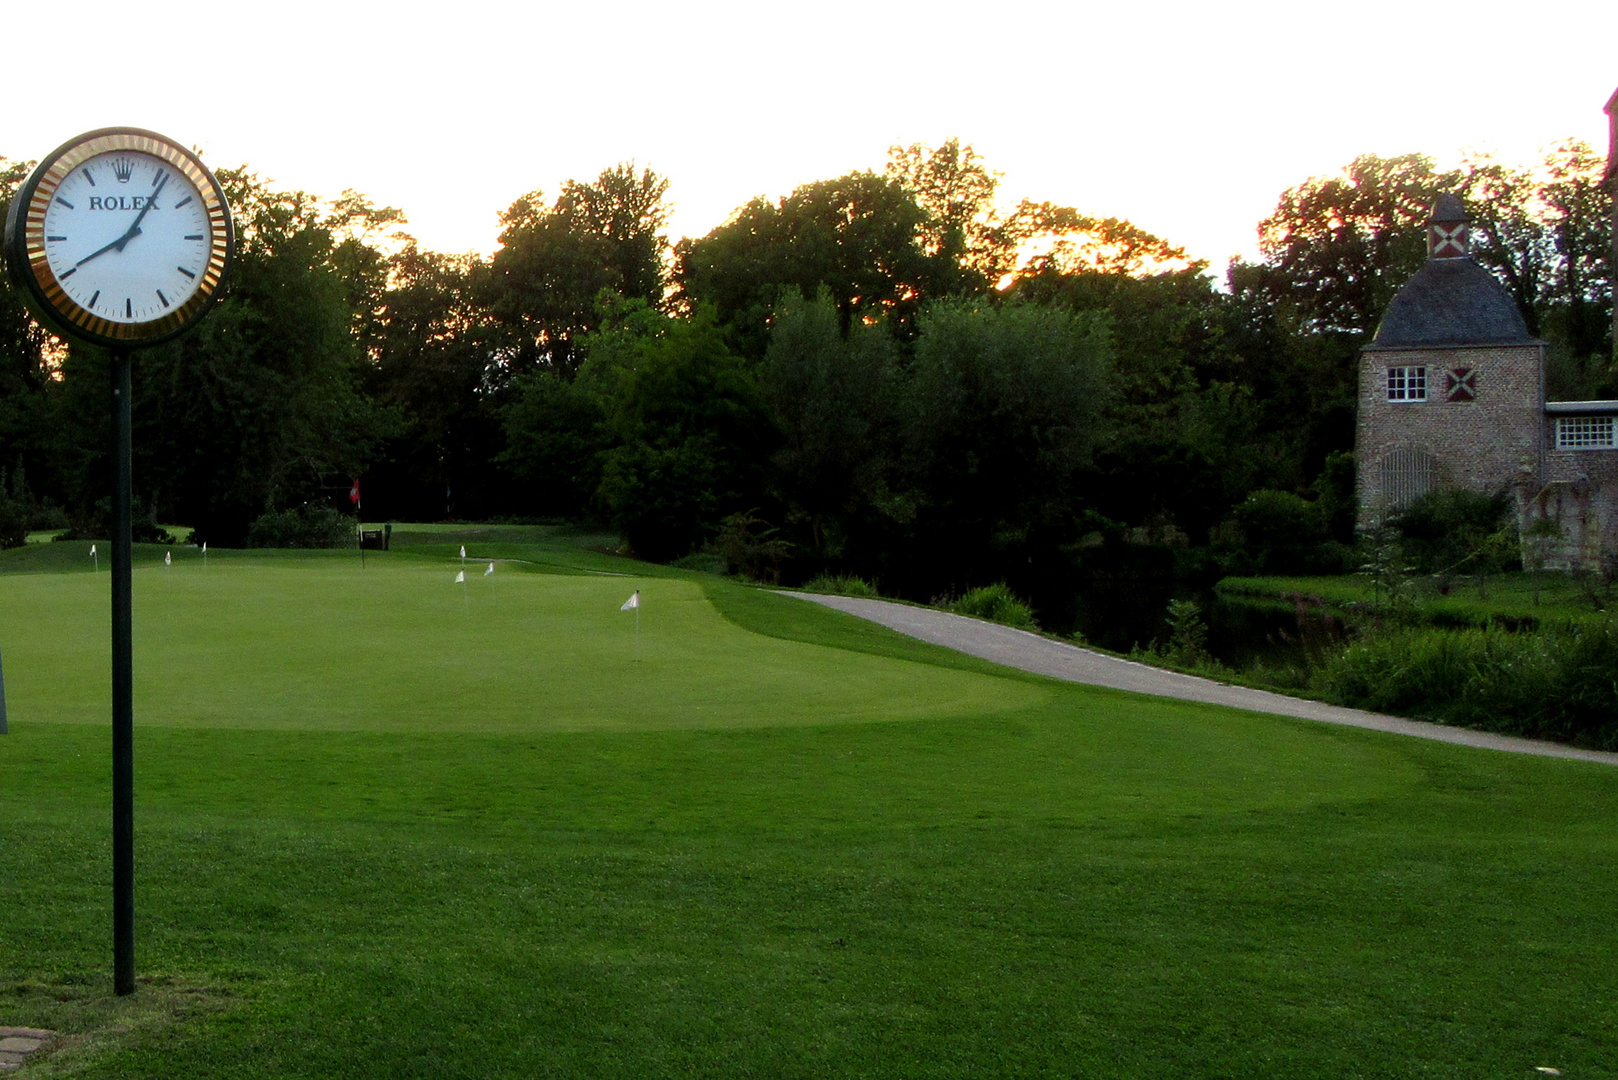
[112,157,134,183]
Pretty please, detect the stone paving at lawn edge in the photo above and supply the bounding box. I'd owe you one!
[783,592,1618,768]
[0,1028,55,1073]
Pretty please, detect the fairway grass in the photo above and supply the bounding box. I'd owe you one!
[2,535,1617,1078]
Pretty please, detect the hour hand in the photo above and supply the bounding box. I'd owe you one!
[76,232,132,267]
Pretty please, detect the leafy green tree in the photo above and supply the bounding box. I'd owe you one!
[884,138,1016,293]
[675,170,931,355]
[580,301,771,560]
[499,369,608,518]
[482,164,671,377]
[1248,153,1446,336]
[893,299,1112,595]
[1537,141,1614,381]
[366,241,507,519]
[1012,261,1280,541]
[759,288,901,559]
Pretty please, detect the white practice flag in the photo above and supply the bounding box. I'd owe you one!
[165,551,171,566]
[455,571,466,583]
[202,543,207,554]
[90,544,97,557]
[460,545,466,559]
[485,562,494,576]
[621,591,640,611]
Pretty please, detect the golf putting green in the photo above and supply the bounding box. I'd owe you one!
[0,557,1049,732]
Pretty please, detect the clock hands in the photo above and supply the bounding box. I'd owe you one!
[74,233,130,268]
[73,171,171,268]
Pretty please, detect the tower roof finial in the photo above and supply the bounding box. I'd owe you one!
[1427,194,1469,259]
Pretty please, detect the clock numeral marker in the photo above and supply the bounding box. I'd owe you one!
[184,234,205,241]
[151,169,165,190]
[46,235,67,242]
[177,266,196,279]
[156,289,169,309]
[60,268,77,279]
[125,298,132,318]
[174,195,193,209]
[56,197,75,210]
[83,168,96,187]
[89,291,100,309]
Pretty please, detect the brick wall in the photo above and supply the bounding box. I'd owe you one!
[1356,343,1544,529]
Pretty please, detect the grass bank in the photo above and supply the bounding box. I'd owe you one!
[1219,570,1612,630]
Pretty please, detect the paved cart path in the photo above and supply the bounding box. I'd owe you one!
[784,592,1618,768]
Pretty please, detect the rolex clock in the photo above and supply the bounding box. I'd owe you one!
[4,127,232,348]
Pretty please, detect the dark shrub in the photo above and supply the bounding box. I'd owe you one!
[1234,490,1323,573]
[54,496,174,544]
[802,574,879,598]
[246,505,356,549]
[951,583,1038,630]
[0,495,26,549]
[1393,488,1514,575]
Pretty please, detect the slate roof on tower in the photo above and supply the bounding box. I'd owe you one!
[1364,195,1537,351]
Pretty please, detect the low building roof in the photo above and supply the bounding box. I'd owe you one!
[1545,400,1618,414]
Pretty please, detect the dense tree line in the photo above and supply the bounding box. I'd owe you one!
[0,140,1610,635]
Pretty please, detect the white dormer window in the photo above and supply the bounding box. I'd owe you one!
[1386,366,1427,402]
[1555,416,1618,449]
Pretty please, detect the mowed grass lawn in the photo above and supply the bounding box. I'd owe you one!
[1,533,1616,1078]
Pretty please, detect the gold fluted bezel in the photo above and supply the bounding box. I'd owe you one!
[9,128,232,348]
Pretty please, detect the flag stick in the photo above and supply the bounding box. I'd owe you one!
[350,479,364,568]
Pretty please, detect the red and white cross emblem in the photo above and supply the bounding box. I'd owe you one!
[1429,222,1468,258]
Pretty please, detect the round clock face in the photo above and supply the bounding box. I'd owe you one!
[4,128,232,348]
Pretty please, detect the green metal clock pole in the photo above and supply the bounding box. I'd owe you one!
[111,347,135,996]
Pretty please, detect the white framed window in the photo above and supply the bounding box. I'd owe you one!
[1386,366,1427,402]
[1555,416,1618,449]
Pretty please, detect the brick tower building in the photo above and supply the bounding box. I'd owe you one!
[1355,195,1545,529]
[1356,142,1618,569]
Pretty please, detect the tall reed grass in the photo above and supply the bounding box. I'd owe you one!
[1314,619,1618,749]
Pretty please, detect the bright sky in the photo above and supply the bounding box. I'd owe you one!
[15,0,1616,272]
